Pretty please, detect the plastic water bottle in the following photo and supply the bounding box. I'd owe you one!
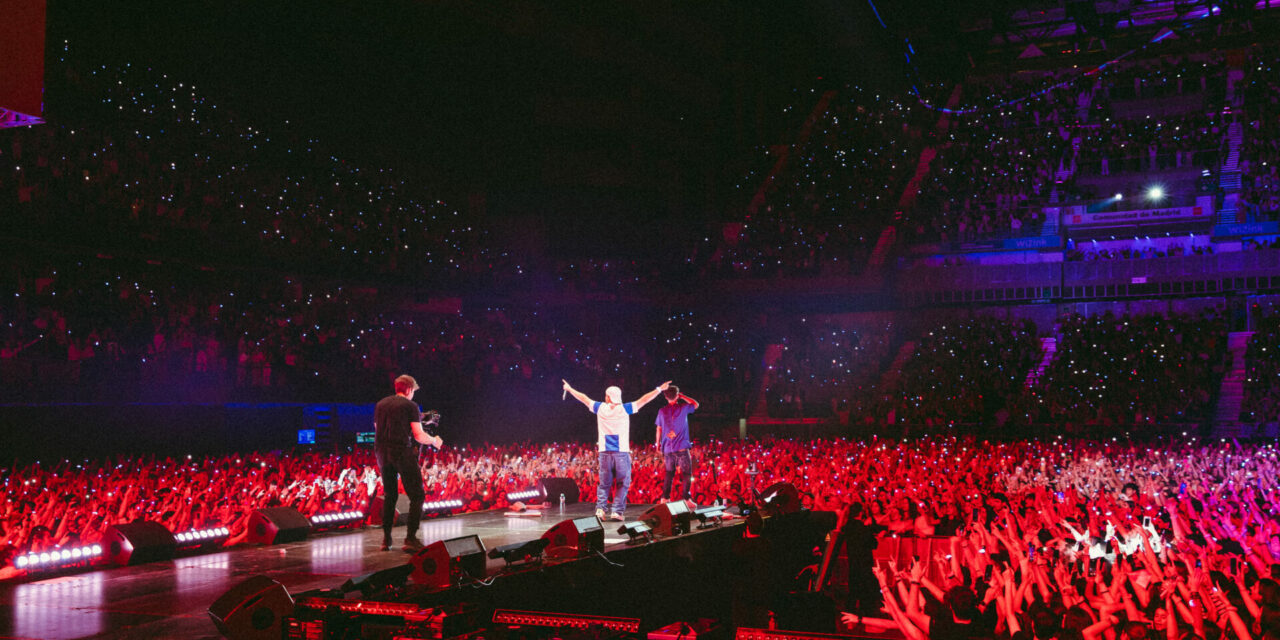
[559,493,566,514]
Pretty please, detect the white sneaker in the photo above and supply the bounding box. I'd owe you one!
[596,508,606,520]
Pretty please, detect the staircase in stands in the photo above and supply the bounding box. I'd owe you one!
[1212,331,1254,438]
[1216,67,1246,224]
[874,341,918,394]
[867,84,964,269]
[744,91,836,219]
[1024,337,1059,388]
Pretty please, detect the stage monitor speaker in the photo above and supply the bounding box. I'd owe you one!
[208,575,295,640]
[104,521,176,566]
[757,482,801,515]
[409,534,486,588]
[367,494,411,526]
[539,477,579,504]
[541,515,604,558]
[248,507,311,545]
[640,500,695,537]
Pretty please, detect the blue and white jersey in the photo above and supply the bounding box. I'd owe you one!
[590,401,636,452]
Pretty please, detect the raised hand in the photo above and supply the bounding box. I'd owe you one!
[909,558,926,582]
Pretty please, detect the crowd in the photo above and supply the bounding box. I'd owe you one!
[1020,312,1225,432]
[1095,54,1227,104]
[907,72,1077,244]
[0,250,1254,439]
[2,42,1266,295]
[695,85,924,278]
[7,431,1280,640]
[1065,239,1217,262]
[1072,113,1223,180]
[762,317,897,418]
[0,51,525,288]
[860,317,1041,430]
[1241,47,1280,220]
[906,51,1231,246]
[853,436,1280,640]
[1240,313,1280,426]
[0,254,766,412]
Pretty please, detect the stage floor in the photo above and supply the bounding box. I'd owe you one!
[0,503,659,640]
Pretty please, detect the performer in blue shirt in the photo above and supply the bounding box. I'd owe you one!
[654,385,698,503]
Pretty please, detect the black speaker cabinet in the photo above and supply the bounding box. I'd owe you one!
[208,575,295,640]
[640,500,695,537]
[539,477,580,504]
[541,515,605,558]
[409,534,486,589]
[367,493,411,526]
[104,521,177,566]
[758,481,801,515]
[248,507,311,545]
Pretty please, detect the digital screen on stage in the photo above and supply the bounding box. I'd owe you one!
[356,432,375,444]
[296,429,316,445]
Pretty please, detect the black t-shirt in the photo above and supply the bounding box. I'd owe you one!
[842,519,887,568]
[374,394,420,451]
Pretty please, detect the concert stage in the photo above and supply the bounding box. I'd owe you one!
[0,503,752,639]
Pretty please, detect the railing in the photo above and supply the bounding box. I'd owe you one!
[1064,250,1280,284]
[900,262,1061,293]
[902,250,1280,302]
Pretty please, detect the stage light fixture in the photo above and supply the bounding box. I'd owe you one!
[16,544,103,571]
[1147,186,1164,201]
[693,505,727,529]
[424,499,464,515]
[506,488,543,502]
[176,526,231,550]
[617,520,653,545]
[487,537,551,565]
[1114,192,1123,200]
[309,511,365,531]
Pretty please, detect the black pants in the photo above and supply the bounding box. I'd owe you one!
[376,446,425,541]
[662,450,694,500]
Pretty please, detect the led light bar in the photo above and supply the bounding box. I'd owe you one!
[423,499,464,513]
[737,628,861,640]
[14,544,103,570]
[506,489,543,502]
[309,511,365,530]
[175,527,230,549]
[493,609,641,633]
[297,598,433,621]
